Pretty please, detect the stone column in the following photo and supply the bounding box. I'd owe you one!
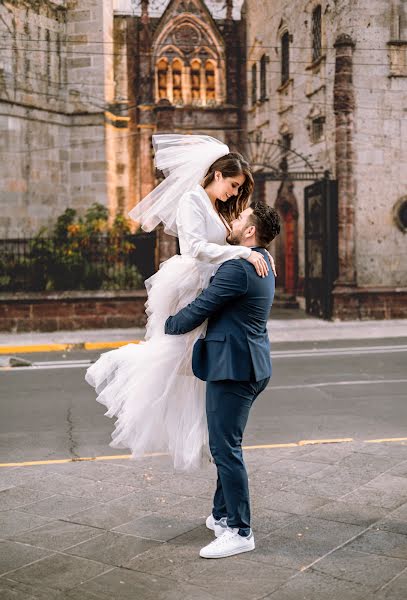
[182,63,191,105]
[333,34,356,287]
[200,64,206,105]
[137,0,155,202]
[154,100,178,264]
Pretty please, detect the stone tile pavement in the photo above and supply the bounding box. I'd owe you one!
[1,441,407,599]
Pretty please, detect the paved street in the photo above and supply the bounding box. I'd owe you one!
[0,338,406,462]
[1,336,407,598]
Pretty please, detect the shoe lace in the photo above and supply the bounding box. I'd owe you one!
[212,528,238,547]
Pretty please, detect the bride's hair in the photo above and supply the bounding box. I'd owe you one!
[202,152,254,224]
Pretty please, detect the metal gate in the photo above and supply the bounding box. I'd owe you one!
[304,178,338,319]
[130,231,157,280]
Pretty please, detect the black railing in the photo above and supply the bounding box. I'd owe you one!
[0,232,156,293]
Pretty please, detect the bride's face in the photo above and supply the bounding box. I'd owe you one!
[214,172,246,202]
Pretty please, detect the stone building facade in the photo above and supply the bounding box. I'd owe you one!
[0,0,246,239]
[0,0,115,235]
[1,0,406,320]
[245,0,407,318]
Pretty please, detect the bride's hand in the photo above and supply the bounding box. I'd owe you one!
[246,251,269,278]
[265,250,277,277]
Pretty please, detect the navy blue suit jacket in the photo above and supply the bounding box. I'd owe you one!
[165,247,274,382]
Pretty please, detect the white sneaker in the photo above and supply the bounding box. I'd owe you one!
[200,528,255,558]
[205,514,228,538]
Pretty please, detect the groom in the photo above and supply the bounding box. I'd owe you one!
[165,201,280,558]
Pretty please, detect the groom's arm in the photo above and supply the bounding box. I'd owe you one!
[165,260,248,335]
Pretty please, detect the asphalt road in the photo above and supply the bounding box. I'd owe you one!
[1,338,406,464]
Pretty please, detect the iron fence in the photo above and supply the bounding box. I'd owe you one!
[0,232,157,292]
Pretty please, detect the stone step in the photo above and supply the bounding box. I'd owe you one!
[273,291,300,309]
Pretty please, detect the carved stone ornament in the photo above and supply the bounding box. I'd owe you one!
[173,24,201,53]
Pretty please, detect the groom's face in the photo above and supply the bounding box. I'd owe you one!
[227,207,254,245]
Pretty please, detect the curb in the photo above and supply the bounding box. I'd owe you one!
[2,436,407,468]
[0,340,141,355]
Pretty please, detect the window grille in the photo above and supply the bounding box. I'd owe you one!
[281,32,290,85]
[260,54,267,100]
[311,116,325,142]
[312,5,322,62]
[280,134,291,172]
[172,59,183,104]
[191,60,201,103]
[157,59,168,99]
[205,61,216,102]
[251,63,257,105]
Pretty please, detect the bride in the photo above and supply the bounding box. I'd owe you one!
[85,134,274,471]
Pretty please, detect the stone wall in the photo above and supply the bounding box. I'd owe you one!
[0,0,113,235]
[1,0,247,237]
[245,0,407,315]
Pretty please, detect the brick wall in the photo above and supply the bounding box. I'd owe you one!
[0,290,147,332]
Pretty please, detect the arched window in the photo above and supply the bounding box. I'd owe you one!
[191,59,201,103]
[205,60,216,102]
[260,54,268,101]
[312,5,322,62]
[281,31,290,85]
[251,63,257,106]
[172,59,183,104]
[157,58,168,99]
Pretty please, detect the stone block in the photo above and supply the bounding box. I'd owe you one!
[67,34,89,44]
[0,486,54,512]
[65,531,159,566]
[0,540,52,577]
[264,569,368,600]
[347,529,407,560]
[112,513,198,542]
[10,520,103,552]
[19,493,99,520]
[70,10,91,22]
[67,57,92,69]
[8,553,110,592]
[0,510,51,538]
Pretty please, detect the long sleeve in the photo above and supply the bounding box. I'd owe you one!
[165,260,248,334]
[176,191,251,264]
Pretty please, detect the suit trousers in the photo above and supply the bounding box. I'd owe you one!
[206,377,270,537]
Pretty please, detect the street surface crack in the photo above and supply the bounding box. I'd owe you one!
[66,406,80,459]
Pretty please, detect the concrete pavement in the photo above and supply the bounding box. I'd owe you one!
[1,308,407,354]
[1,440,407,599]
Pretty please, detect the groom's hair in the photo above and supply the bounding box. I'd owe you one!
[249,202,281,247]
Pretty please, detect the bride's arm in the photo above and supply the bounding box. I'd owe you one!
[177,194,252,265]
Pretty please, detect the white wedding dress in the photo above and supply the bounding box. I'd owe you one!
[85,184,251,471]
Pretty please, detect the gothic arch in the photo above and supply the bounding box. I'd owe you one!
[152,7,226,105]
[275,180,299,296]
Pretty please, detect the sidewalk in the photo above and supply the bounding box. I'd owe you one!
[1,439,407,599]
[1,308,407,353]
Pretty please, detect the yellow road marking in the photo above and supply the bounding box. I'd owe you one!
[298,438,354,446]
[0,344,73,354]
[244,443,297,450]
[1,437,406,468]
[0,340,141,355]
[365,437,407,443]
[84,341,140,350]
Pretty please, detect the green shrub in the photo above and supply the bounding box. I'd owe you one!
[0,204,144,292]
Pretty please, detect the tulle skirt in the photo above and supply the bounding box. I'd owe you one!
[85,255,216,471]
